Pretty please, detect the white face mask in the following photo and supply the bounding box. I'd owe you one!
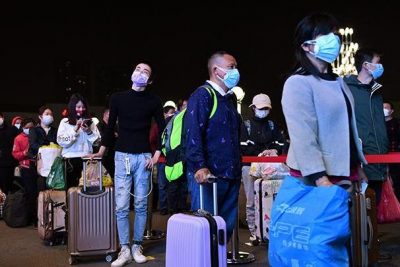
[0,118,3,126]
[255,109,270,119]
[14,123,21,129]
[42,115,54,126]
[384,108,391,117]
[23,128,30,135]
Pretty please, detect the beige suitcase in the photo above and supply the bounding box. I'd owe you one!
[37,190,66,245]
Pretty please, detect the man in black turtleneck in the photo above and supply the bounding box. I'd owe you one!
[93,62,165,266]
[240,93,286,244]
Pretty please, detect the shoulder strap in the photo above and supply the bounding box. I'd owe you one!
[202,85,218,119]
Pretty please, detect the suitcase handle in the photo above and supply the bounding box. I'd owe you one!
[367,215,373,248]
[199,174,218,216]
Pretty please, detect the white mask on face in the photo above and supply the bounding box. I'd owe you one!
[23,128,30,135]
[14,123,21,129]
[255,109,270,119]
[0,118,3,126]
[384,108,391,117]
[42,115,54,126]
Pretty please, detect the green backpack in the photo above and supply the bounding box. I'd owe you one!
[161,85,218,182]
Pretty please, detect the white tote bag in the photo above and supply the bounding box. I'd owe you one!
[37,143,62,177]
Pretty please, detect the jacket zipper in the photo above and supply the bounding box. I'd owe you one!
[369,85,382,154]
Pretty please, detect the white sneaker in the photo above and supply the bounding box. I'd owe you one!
[131,244,147,264]
[111,246,132,267]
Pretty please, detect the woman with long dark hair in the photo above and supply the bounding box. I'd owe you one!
[269,13,368,266]
[57,93,100,189]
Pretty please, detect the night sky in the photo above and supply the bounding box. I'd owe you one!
[2,1,398,125]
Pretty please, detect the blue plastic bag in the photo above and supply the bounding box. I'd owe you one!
[268,176,350,267]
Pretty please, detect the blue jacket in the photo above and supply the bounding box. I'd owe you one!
[184,83,242,180]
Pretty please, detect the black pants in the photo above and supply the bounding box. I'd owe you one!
[0,166,15,194]
[20,165,38,224]
[368,180,383,206]
[168,176,189,213]
[65,158,83,189]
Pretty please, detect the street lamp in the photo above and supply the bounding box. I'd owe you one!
[231,86,245,114]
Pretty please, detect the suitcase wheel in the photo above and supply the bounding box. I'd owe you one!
[105,254,114,263]
[68,256,77,265]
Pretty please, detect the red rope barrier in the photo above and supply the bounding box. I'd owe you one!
[159,152,400,163]
[159,152,400,164]
[242,152,400,164]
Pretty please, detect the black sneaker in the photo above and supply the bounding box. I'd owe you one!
[160,209,168,215]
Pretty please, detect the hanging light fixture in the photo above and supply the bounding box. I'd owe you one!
[333,27,359,76]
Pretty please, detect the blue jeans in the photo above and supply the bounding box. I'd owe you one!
[187,171,241,240]
[114,151,151,245]
[157,163,168,211]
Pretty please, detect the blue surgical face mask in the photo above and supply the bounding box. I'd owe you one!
[217,66,240,89]
[255,109,269,119]
[304,33,341,63]
[131,71,149,87]
[367,63,384,79]
[41,115,54,126]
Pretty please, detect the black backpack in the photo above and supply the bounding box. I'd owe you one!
[3,181,29,227]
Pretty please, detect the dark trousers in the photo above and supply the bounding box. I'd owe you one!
[20,165,38,223]
[157,163,168,211]
[168,175,188,213]
[0,166,14,194]
[188,171,241,240]
[368,180,383,205]
[65,158,83,189]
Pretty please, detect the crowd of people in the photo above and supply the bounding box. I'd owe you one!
[1,11,399,267]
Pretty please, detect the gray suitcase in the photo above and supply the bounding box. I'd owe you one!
[67,158,117,265]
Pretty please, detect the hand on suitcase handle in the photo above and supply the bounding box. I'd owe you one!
[195,168,211,184]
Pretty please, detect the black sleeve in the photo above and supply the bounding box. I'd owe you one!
[102,95,117,148]
[304,171,328,186]
[240,120,259,156]
[28,128,40,157]
[268,122,287,155]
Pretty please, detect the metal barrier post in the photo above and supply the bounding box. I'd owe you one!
[227,206,255,264]
[143,167,165,240]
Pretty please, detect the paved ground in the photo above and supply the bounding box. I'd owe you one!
[1,185,400,267]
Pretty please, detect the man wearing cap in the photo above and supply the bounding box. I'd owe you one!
[155,100,177,215]
[240,93,286,244]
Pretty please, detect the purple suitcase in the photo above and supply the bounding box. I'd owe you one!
[166,181,227,267]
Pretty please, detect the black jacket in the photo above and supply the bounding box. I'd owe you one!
[28,125,58,157]
[0,123,18,167]
[344,75,388,181]
[240,116,286,165]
